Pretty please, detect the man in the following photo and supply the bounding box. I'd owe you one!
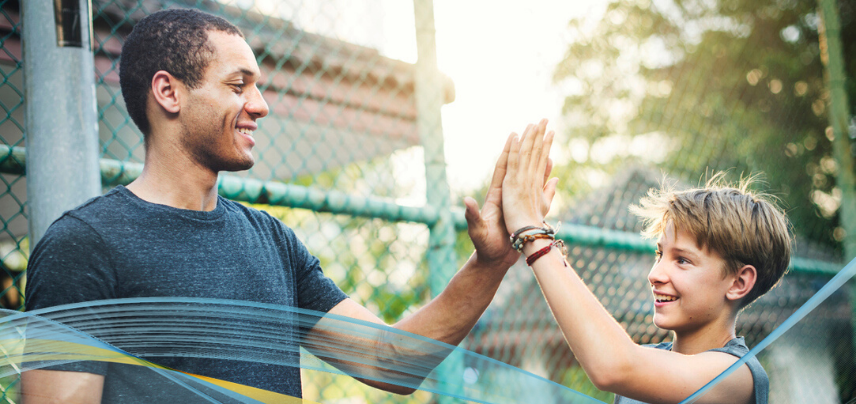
[22,8,556,403]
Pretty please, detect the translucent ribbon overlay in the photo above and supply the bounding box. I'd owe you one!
[5,298,603,403]
[6,256,855,403]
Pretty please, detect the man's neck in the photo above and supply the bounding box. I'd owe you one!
[126,146,220,211]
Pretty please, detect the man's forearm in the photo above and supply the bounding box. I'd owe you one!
[392,252,512,345]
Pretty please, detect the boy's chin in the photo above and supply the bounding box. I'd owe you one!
[652,315,677,331]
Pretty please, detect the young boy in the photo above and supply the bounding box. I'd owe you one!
[498,120,790,404]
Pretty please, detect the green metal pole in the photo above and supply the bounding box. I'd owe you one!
[412,0,462,402]
[818,0,856,261]
[818,0,856,391]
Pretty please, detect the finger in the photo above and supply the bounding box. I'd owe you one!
[537,129,555,186]
[528,119,548,177]
[517,124,535,177]
[489,133,515,192]
[507,132,521,177]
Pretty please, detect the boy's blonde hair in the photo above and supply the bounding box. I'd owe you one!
[630,174,792,308]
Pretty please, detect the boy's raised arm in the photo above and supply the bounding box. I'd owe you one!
[499,120,756,404]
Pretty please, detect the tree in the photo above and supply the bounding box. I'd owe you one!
[554,0,855,250]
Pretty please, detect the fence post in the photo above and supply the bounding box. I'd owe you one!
[818,0,856,388]
[22,0,101,248]
[412,0,463,401]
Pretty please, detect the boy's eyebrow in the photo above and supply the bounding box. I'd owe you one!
[667,247,701,259]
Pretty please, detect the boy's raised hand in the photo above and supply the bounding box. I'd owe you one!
[502,120,559,236]
[463,120,558,267]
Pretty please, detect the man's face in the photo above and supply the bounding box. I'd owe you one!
[179,30,269,172]
[647,222,735,334]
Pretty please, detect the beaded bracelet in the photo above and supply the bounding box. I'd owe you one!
[510,221,558,252]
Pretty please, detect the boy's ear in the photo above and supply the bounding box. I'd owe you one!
[726,264,757,302]
[150,70,183,114]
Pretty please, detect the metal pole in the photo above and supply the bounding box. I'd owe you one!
[818,0,856,393]
[818,0,856,262]
[412,0,462,402]
[22,0,101,248]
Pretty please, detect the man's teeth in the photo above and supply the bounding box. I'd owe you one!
[655,294,678,302]
[238,128,254,136]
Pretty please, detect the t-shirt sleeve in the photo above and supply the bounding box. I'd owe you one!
[282,227,348,313]
[26,214,117,376]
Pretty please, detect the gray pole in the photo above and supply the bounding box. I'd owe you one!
[412,0,462,402]
[23,0,101,248]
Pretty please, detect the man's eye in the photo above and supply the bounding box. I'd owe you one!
[231,83,245,93]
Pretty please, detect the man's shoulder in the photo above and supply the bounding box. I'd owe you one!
[218,197,294,233]
[50,187,129,228]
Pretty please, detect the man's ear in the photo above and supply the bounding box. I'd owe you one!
[726,264,757,302]
[150,70,182,114]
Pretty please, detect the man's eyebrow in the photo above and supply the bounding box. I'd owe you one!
[228,68,260,79]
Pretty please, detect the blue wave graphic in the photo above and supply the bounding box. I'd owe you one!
[7,298,604,403]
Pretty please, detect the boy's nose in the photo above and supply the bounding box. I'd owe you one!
[647,262,668,285]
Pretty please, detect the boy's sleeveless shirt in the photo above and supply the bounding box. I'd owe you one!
[613,337,768,404]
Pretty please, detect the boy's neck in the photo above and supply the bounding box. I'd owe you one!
[671,317,737,355]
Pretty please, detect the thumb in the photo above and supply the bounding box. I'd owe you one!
[542,177,559,215]
[463,196,483,229]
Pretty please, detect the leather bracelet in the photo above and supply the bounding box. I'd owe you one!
[526,240,570,267]
[526,243,553,266]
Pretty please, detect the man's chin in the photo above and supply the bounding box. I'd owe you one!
[218,158,255,173]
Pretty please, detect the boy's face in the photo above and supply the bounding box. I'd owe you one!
[648,222,736,333]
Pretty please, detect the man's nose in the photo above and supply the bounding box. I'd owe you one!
[246,85,270,119]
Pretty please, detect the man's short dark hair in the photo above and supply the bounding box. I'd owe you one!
[119,8,244,136]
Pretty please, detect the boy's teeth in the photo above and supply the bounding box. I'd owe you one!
[655,294,677,302]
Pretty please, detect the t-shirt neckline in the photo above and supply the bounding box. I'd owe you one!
[114,185,228,221]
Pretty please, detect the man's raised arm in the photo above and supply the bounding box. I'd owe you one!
[314,126,558,394]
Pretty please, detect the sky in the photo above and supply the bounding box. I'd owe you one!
[378,0,609,193]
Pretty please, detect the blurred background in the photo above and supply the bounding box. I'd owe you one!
[0,0,854,402]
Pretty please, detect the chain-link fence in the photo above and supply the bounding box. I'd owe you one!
[0,0,854,402]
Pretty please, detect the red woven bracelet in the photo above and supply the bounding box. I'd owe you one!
[526,244,552,266]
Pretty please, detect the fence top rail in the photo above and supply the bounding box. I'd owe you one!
[0,145,840,276]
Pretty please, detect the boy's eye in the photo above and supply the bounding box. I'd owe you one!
[654,249,662,261]
[677,257,690,265]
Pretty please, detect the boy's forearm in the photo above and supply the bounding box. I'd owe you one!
[393,252,511,346]
[524,239,639,389]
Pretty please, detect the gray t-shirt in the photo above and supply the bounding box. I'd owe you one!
[26,185,348,401]
[614,337,768,404]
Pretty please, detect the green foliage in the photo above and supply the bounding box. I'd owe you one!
[554,0,856,250]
